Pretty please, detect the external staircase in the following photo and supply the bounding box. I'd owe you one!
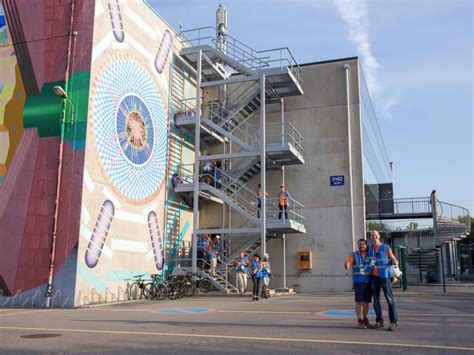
[171,25,306,293]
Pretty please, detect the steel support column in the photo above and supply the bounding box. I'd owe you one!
[192,50,202,274]
[344,64,355,250]
[260,74,266,256]
[281,98,286,289]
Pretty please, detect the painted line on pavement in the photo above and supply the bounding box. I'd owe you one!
[0,326,472,351]
[1,310,52,317]
[219,310,309,315]
[75,308,474,318]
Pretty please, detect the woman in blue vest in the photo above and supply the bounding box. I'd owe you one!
[260,253,272,299]
[250,254,262,301]
[344,238,374,329]
[235,251,249,295]
[369,230,399,331]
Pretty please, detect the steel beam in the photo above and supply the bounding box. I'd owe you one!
[192,50,202,275]
[197,227,260,235]
[200,74,260,88]
[260,74,266,256]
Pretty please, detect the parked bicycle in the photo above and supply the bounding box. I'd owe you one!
[183,272,212,296]
[128,274,150,300]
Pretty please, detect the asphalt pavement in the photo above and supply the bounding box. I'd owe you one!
[1,287,473,354]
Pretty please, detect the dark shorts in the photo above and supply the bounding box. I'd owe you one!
[354,282,372,303]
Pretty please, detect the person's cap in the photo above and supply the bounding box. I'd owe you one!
[264,253,269,258]
[216,235,220,239]
[280,184,285,188]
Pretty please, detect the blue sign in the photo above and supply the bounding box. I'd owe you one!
[330,175,344,186]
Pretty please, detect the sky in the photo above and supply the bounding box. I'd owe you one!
[148,0,473,214]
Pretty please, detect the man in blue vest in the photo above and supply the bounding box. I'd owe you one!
[344,238,374,329]
[369,230,399,331]
[197,234,209,270]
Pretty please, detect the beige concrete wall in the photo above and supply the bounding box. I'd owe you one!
[265,59,365,292]
[75,0,194,306]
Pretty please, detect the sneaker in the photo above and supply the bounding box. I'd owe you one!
[388,323,397,331]
[375,322,384,329]
[256,296,259,301]
[364,318,376,329]
[358,319,367,329]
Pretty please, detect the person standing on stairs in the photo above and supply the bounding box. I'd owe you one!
[278,184,290,221]
[256,184,268,218]
[209,235,221,277]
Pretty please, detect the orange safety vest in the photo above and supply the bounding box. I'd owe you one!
[279,191,288,206]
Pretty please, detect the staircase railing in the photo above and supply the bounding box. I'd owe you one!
[206,102,259,147]
[173,163,258,219]
[266,197,305,225]
[178,26,269,71]
[266,122,304,155]
[178,26,302,85]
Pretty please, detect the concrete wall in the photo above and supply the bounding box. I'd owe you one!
[265,58,365,292]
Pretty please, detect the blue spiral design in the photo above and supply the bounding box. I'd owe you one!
[92,58,168,201]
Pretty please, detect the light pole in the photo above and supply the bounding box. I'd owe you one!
[45,85,74,308]
[53,85,75,124]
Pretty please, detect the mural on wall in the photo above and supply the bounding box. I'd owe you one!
[75,0,194,306]
[0,0,94,306]
[0,0,194,307]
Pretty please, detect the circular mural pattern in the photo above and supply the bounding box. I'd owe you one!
[92,56,168,201]
[116,94,154,165]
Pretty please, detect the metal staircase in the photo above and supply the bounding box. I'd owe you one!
[173,24,305,293]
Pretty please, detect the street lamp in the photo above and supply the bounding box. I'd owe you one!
[52,85,75,125]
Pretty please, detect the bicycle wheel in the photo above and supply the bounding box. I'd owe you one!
[155,283,168,300]
[184,280,195,297]
[177,283,186,299]
[167,282,179,300]
[129,282,140,300]
[198,279,212,293]
[144,282,155,300]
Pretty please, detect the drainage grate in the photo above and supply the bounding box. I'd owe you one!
[20,334,62,339]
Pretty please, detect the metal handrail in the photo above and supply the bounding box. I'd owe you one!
[173,163,258,218]
[266,197,305,224]
[265,122,304,154]
[178,26,302,84]
[206,102,259,146]
[366,197,432,216]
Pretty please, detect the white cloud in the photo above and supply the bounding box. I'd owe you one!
[334,0,381,95]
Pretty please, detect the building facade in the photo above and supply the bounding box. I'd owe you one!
[3,1,466,307]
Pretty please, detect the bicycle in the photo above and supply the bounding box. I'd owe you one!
[183,272,212,296]
[128,274,150,300]
[145,274,168,301]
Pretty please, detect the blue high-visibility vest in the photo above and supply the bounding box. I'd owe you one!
[352,251,371,283]
[251,260,261,276]
[236,256,248,274]
[369,244,391,279]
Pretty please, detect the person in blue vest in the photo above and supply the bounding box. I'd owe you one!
[250,253,262,301]
[260,253,272,298]
[197,234,209,270]
[209,235,221,277]
[235,251,249,295]
[344,238,375,329]
[369,230,399,331]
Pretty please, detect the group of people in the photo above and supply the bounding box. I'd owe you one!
[197,234,222,276]
[201,159,221,188]
[345,230,399,331]
[234,251,272,300]
[257,183,291,220]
